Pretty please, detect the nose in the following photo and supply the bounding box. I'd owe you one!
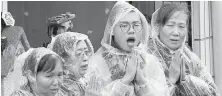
[51,77,62,86]
[127,25,135,34]
[171,26,179,36]
[82,53,89,62]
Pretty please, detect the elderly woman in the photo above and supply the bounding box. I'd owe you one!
[85,1,168,96]
[50,32,94,96]
[147,3,220,96]
[43,12,75,48]
[9,48,65,96]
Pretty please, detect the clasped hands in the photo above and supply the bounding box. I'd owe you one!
[120,50,147,86]
[168,53,186,85]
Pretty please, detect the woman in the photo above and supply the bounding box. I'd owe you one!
[1,12,31,78]
[50,32,94,96]
[147,3,220,96]
[85,1,168,96]
[9,48,65,96]
[43,12,75,48]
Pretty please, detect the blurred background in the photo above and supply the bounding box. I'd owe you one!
[1,1,222,94]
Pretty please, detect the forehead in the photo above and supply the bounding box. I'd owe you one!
[167,11,188,24]
[118,12,141,23]
[76,40,88,49]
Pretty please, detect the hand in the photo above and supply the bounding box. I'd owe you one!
[121,52,138,85]
[135,54,147,86]
[180,58,186,82]
[169,53,182,84]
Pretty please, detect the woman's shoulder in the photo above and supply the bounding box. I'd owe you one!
[183,46,201,63]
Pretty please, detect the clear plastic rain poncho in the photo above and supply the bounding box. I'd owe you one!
[3,48,65,96]
[85,1,169,96]
[49,32,94,96]
[147,5,220,96]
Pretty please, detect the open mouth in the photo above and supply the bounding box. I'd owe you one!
[127,37,136,47]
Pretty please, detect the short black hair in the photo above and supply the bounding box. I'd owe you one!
[156,3,190,27]
[37,54,63,73]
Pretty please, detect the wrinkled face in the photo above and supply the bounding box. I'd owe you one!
[63,40,91,77]
[35,60,63,96]
[75,40,91,76]
[159,11,188,50]
[113,12,143,52]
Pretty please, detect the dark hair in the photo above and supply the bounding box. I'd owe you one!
[156,3,190,27]
[37,54,63,73]
[143,14,151,24]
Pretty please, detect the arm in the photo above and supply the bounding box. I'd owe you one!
[19,27,30,51]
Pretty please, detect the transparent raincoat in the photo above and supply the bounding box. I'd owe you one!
[85,1,169,96]
[147,7,220,96]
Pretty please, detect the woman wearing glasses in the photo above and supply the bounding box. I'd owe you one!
[85,1,169,96]
[147,3,219,96]
[50,32,94,96]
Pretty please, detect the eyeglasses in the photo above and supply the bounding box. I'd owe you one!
[116,22,143,33]
[75,50,92,58]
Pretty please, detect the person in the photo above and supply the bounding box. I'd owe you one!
[85,1,169,96]
[9,48,65,96]
[50,32,94,96]
[147,3,220,96]
[42,12,75,48]
[1,12,31,79]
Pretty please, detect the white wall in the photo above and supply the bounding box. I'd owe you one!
[212,1,222,94]
[1,1,7,12]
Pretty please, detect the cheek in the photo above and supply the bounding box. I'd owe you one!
[113,31,126,43]
[36,75,51,90]
[159,27,171,40]
[135,32,142,41]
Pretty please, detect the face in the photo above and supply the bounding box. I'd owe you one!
[56,20,73,36]
[35,60,63,96]
[159,11,188,50]
[75,40,91,76]
[113,12,142,52]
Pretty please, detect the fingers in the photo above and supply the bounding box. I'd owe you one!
[180,59,186,81]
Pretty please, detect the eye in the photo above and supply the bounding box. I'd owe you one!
[134,24,141,27]
[167,24,173,27]
[58,72,63,77]
[46,75,52,78]
[75,51,81,56]
[179,25,185,28]
[120,24,128,28]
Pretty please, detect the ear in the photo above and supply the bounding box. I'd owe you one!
[25,70,36,83]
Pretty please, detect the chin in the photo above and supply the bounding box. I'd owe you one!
[80,70,86,76]
[169,45,181,50]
